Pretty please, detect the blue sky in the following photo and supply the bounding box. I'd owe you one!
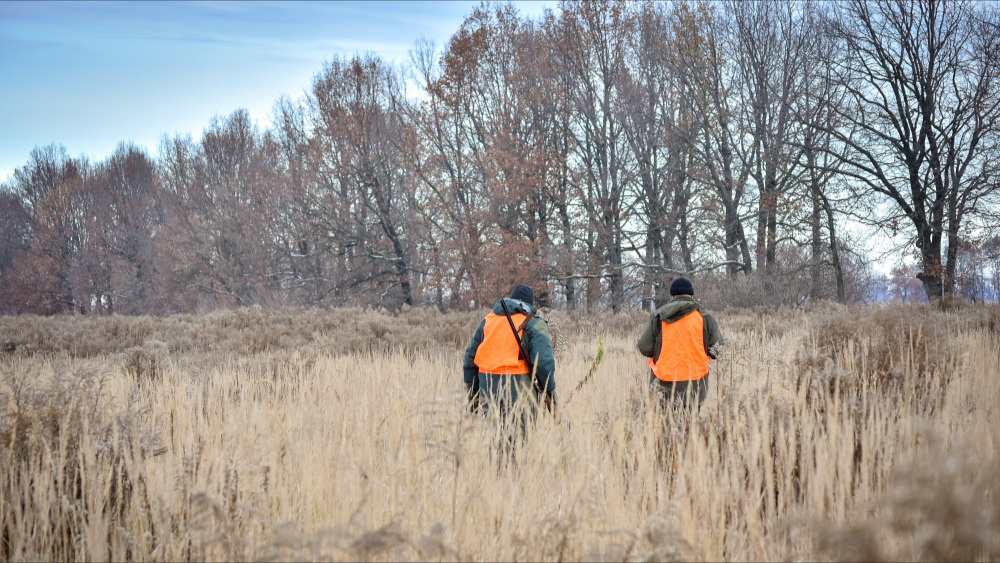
[0,1,554,184]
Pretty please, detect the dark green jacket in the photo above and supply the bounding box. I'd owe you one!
[637,295,723,364]
[463,298,557,403]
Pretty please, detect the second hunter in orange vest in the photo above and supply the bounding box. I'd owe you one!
[648,310,711,382]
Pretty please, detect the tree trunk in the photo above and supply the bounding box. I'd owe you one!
[916,226,943,301]
[823,195,845,304]
[810,182,822,300]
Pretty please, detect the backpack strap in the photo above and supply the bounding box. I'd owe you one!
[514,313,534,360]
[517,314,534,334]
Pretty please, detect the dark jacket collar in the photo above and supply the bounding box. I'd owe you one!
[656,295,701,322]
[492,298,535,316]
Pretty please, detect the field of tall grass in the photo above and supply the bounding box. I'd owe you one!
[1,303,998,561]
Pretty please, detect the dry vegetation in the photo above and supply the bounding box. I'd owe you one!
[1,303,998,561]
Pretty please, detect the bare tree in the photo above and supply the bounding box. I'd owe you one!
[793,3,856,303]
[90,143,162,313]
[269,95,333,306]
[728,0,814,275]
[310,55,418,306]
[426,5,558,303]
[556,0,637,311]
[157,110,282,308]
[6,146,95,313]
[0,189,31,314]
[672,2,753,276]
[408,34,495,308]
[822,0,1000,300]
[619,1,698,308]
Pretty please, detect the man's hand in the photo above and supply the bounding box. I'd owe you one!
[543,392,555,416]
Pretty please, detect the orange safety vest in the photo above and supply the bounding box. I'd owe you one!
[648,310,711,382]
[474,311,530,375]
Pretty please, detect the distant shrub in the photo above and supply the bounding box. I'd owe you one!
[122,339,170,382]
[0,305,661,364]
[792,304,990,409]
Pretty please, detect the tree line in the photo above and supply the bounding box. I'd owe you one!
[2,0,999,316]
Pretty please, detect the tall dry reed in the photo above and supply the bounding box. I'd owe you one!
[1,303,997,561]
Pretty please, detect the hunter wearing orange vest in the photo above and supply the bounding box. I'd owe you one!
[463,284,556,416]
[638,277,723,407]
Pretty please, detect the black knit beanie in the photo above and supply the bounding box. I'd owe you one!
[669,277,694,296]
[509,284,535,307]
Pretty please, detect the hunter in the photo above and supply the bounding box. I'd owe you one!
[638,277,723,408]
[463,284,557,417]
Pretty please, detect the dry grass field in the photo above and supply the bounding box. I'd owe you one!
[1,303,998,561]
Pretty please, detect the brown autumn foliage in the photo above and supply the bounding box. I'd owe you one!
[8,2,997,315]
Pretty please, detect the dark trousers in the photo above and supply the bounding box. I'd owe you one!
[477,373,532,467]
[650,372,709,409]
